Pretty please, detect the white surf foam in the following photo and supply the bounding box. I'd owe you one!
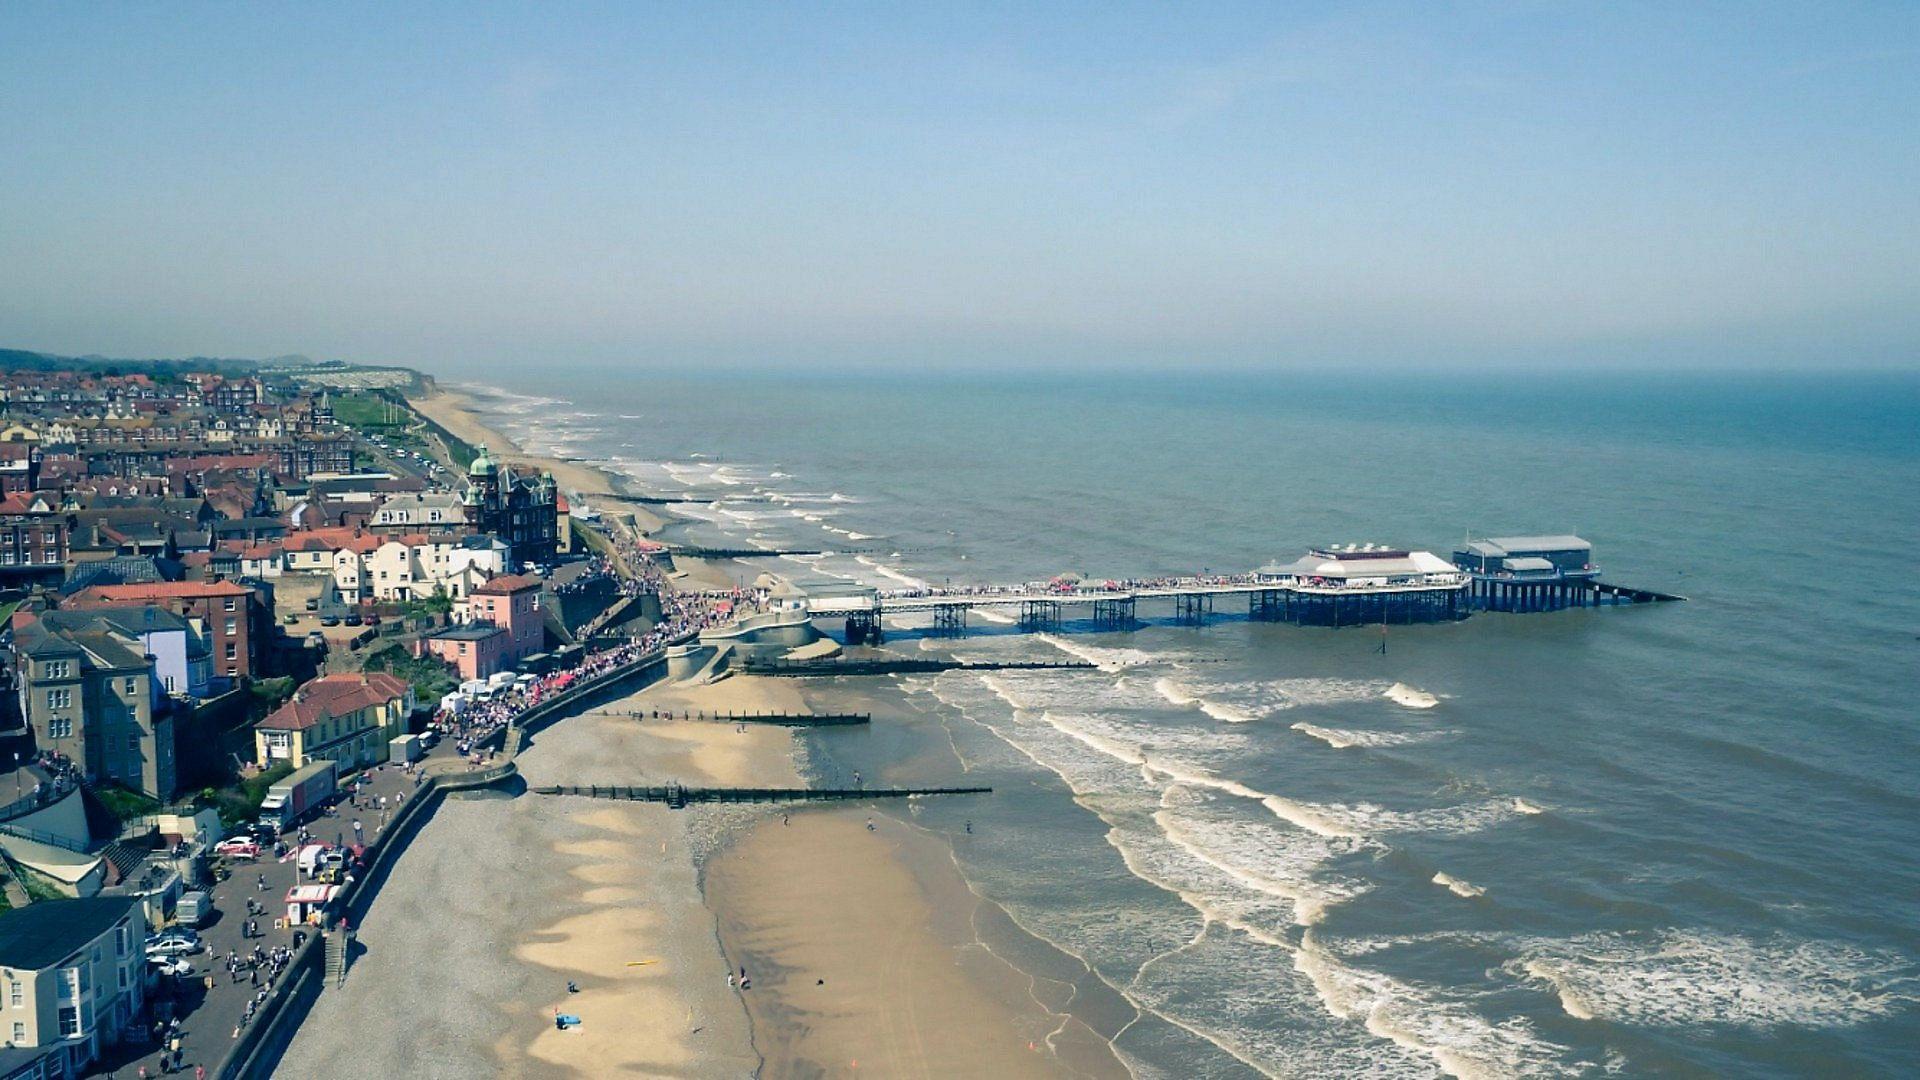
[853,555,928,589]
[1153,677,1199,706]
[1291,723,1451,750]
[1385,683,1441,709]
[1513,799,1546,815]
[1510,930,1913,1030]
[1034,634,1159,672]
[1432,872,1486,899]
[1297,931,1576,1079]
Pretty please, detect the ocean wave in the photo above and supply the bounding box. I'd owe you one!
[1301,798,1519,837]
[1180,675,1390,718]
[1508,930,1915,1030]
[853,555,928,589]
[1432,872,1485,899]
[1291,723,1452,750]
[1385,683,1440,709]
[1034,634,1160,672]
[1297,932,1579,1080]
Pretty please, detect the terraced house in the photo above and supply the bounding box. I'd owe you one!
[254,672,414,770]
[0,897,148,1080]
[15,612,177,799]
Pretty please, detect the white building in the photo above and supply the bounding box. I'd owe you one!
[0,897,148,1079]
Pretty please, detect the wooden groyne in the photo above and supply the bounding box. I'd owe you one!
[535,784,991,808]
[742,658,1096,677]
[620,710,871,727]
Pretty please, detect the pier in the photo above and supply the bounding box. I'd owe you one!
[534,783,992,809]
[783,537,1680,641]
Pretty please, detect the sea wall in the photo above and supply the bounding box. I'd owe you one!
[208,654,674,1078]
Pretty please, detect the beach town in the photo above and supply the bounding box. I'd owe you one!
[0,358,1109,1080]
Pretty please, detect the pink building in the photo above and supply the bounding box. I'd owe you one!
[467,573,544,669]
[419,624,509,681]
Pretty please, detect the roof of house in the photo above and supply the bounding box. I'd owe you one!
[473,573,540,595]
[257,672,412,732]
[0,897,139,970]
[65,579,253,605]
[430,623,507,642]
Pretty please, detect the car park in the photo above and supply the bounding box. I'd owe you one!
[213,837,261,859]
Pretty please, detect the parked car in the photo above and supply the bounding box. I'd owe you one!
[146,927,200,949]
[213,838,261,860]
[148,956,193,977]
[344,613,362,626]
[305,598,320,611]
[320,615,341,627]
[144,935,201,958]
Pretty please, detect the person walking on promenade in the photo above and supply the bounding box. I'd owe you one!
[352,818,364,844]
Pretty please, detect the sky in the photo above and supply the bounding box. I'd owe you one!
[1,3,1916,374]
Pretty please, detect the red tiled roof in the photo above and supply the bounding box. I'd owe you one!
[66,580,253,604]
[258,673,411,732]
[474,573,540,595]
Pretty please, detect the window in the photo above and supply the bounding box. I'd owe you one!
[127,734,139,751]
[43,660,69,680]
[43,550,58,564]
[48,719,73,738]
[224,619,236,635]
[124,677,136,696]
[8,980,20,1006]
[57,1005,77,1038]
[46,688,72,710]
[223,597,237,612]
[9,1021,20,1043]
[225,643,237,660]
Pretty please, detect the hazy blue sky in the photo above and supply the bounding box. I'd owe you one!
[1,4,1915,373]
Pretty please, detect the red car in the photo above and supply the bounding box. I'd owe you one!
[212,838,261,860]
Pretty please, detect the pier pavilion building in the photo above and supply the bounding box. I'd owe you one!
[1452,534,1602,611]
[1254,546,1469,626]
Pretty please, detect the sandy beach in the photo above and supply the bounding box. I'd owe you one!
[410,384,744,591]
[276,385,1110,1078]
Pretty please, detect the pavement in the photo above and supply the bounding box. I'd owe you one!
[86,748,457,1079]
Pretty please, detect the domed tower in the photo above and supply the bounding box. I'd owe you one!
[464,444,500,529]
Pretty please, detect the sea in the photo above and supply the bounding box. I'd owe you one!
[460,369,1919,1079]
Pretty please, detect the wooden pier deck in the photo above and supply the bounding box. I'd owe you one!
[534,783,992,808]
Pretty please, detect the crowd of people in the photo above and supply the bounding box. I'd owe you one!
[872,571,1261,602]
[224,941,299,1036]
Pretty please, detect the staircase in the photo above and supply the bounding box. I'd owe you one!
[323,931,347,985]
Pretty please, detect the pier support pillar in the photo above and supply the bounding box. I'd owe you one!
[932,603,968,637]
[1175,593,1212,626]
[1249,590,1284,622]
[1019,600,1062,632]
[1092,597,1135,630]
[846,609,883,645]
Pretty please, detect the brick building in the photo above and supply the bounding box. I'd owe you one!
[62,579,266,680]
